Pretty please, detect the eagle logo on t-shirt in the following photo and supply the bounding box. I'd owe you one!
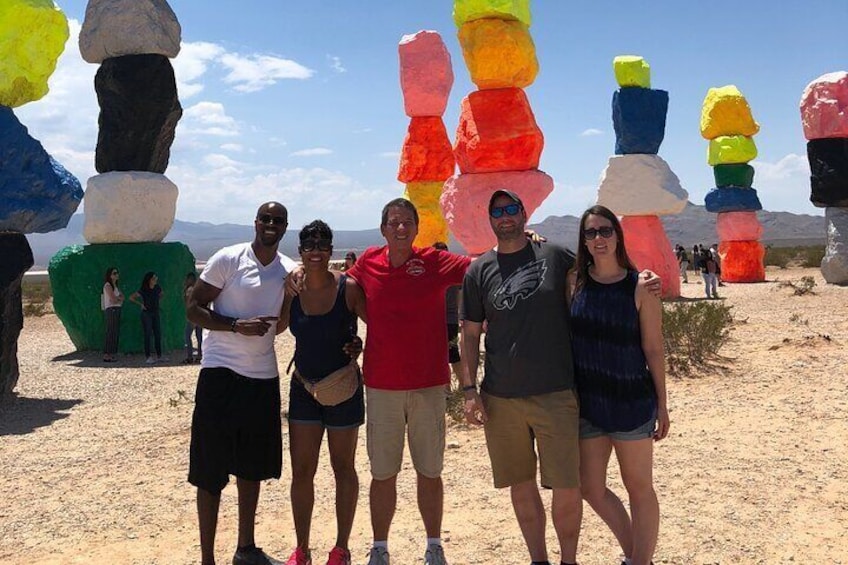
[492,258,547,311]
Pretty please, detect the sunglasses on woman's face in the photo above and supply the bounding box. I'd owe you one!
[489,203,522,218]
[257,214,287,226]
[583,226,615,240]
[299,239,333,253]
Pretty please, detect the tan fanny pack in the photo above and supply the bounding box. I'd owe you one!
[293,361,361,406]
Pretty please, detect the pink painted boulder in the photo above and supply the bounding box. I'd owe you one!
[716,211,763,242]
[799,71,848,140]
[440,169,553,255]
[620,215,680,299]
[399,30,454,117]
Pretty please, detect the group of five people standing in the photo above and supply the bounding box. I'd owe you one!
[185,192,669,565]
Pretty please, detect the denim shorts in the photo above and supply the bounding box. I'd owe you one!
[579,414,656,441]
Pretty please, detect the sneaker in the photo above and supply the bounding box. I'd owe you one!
[366,546,390,565]
[326,547,350,565]
[424,544,448,565]
[145,357,156,364]
[233,545,281,565]
[285,547,311,565]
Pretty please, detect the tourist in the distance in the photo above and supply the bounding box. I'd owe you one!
[432,241,463,385]
[129,271,164,364]
[183,272,202,364]
[280,220,367,565]
[700,249,719,299]
[567,205,669,565]
[101,267,124,362]
[675,245,689,284]
[342,251,357,271]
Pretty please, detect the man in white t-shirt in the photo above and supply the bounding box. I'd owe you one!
[187,201,297,565]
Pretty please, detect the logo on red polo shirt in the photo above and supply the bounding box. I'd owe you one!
[406,258,425,276]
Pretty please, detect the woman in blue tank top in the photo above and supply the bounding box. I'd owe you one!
[567,205,669,565]
[279,220,367,565]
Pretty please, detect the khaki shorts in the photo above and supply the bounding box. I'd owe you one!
[366,386,446,480]
[482,389,579,489]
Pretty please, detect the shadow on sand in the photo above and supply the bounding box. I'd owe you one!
[0,395,83,436]
[51,350,182,369]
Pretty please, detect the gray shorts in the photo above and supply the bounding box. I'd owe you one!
[579,414,656,441]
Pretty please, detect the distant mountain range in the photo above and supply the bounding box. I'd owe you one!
[26,203,825,269]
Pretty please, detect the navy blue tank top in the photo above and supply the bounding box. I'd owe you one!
[290,274,357,383]
[570,270,656,432]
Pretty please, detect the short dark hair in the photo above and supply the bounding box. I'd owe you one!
[299,219,333,242]
[381,198,419,227]
[432,241,448,251]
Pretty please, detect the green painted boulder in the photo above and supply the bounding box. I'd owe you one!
[49,242,196,353]
[453,0,531,28]
[713,163,755,188]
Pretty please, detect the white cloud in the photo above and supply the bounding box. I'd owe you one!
[580,128,604,137]
[752,153,821,215]
[289,147,333,157]
[173,41,226,99]
[327,55,347,74]
[220,53,314,93]
[178,102,240,137]
[220,143,244,152]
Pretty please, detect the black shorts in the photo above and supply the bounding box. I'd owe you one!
[288,377,364,429]
[447,323,461,364]
[188,368,282,494]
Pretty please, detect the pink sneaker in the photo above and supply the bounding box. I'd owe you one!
[326,547,351,565]
[285,547,311,565]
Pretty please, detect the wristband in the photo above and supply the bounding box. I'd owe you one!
[230,318,238,332]
[462,384,477,392]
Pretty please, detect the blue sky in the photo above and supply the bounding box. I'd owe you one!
[17,0,848,230]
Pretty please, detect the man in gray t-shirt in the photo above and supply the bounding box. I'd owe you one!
[460,190,582,565]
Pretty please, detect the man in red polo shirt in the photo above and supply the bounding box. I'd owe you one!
[346,198,470,565]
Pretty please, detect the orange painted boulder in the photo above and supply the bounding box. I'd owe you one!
[398,117,455,183]
[715,211,763,242]
[718,240,765,283]
[458,19,538,90]
[403,182,448,247]
[619,215,681,299]
[454,88,543,174]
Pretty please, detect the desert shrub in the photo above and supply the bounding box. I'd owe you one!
[663,301,734,376]
[23,301,48,317]
[799,246,825,268]
[764,245,826,269]
[21,280,52,317]
[446,378,466,423]
[777,276,817,296]
[764,246,792,269]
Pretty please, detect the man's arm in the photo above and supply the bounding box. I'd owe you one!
[460,320,487,425]
[187,279,273,337]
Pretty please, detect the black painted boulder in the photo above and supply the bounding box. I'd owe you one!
[94,54,182,174]
[1,233,34,400]
[808,138,848,208]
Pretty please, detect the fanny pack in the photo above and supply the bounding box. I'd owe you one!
[292,361,361,406]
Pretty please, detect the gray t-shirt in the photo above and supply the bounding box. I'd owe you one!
[462,242,576,398]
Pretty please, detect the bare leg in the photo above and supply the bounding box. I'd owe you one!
[552,487,582,564]
[615,439,659,565]
[328,427,360,548]
[580,436,633,557]
[197,487,220,565]
[370,475,397,541]
[289,423,324,550]
[510,479,548,562]
[417,473,443,538]
[236,478,261,548]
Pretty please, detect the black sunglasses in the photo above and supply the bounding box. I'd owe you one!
[490,203,522,218]
[257,214,287,226]
[584,226,615,240]
[300,239,333,252]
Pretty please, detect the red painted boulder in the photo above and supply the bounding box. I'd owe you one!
[715,211,763,242]
[620,215,680,299]
[399,30,454,117]
[398,117,455,182]
[454,88,543,174]
[440,169,553,255]
[718,240,765,283]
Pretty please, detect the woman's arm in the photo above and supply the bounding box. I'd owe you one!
[636,283,670,441]
[344,276,367,324]
[129,291,144,309]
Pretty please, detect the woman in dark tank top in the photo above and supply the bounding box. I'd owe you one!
[278,220,367,565]
[567,205,669,565]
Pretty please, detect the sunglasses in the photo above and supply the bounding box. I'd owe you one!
[299,239,333,252]
[257,214,287,226]
[490,203,522,218]
[584,226,615,240]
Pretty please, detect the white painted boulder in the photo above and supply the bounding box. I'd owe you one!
[821,206,848,285]
[79,0,181,64]
[597,154,688,216]
[83,172,178,244]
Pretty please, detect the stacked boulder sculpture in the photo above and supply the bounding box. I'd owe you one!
[0,0,82,399]
[700,85,765,282]
[800,71,848,285]
[49,0,194,354]
[440,0,553,254]
[397,31,455,247]
[597,56,688,298]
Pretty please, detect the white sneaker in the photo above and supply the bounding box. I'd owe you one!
[424,544,447,565]
[145,357,156,364]
[366,547,389,565]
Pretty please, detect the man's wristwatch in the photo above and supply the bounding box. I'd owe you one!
[230,318,238,332]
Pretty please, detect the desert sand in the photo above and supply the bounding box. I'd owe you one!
[1,267,846,565]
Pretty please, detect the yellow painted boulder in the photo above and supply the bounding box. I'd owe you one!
[404,182,449,247]
[0,0,69,107]
[708,135,758,166]
[613,55,650,88]
[458,19,538,90]
[700,85,760,139]
[453,0,531,27]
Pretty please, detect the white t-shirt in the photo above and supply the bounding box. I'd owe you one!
[199,242,297,379]
[102,283,123,310]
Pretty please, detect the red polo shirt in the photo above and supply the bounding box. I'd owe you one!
[348,245,471,390]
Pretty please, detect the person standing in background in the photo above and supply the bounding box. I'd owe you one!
[183,272,203,364]
[130,271,164,364]
[432,242,463,385]
[101,267,124,362]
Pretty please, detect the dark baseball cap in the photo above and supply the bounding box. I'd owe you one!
[489,189,524,210]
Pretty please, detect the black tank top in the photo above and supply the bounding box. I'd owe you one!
[290,274,357,382]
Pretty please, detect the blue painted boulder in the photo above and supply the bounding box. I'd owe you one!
[704,187,763,213]
[0,106,83,233]
[613,87,669,155]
